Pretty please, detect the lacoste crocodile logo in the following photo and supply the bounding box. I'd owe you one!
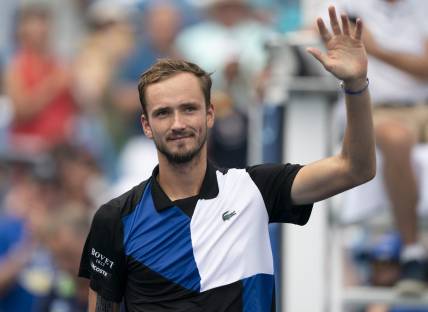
[222,210,237,221]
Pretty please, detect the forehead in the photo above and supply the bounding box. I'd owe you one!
[145,72,204,111]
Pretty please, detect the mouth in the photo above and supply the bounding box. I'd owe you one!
[167,134,194,141]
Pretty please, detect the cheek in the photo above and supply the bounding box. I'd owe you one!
[148,124,168,142]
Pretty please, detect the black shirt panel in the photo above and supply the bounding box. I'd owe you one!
[174,196,199,218]
[125,256,243,312]
[124,256,196,306]
[246,163,313,225]
[151,161,220,215]
[78,180,149,302]
[112,180,149,217]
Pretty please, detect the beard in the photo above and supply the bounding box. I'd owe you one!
[153,129,207,165]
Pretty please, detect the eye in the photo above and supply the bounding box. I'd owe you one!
[183,105,197,113]
[153,109,169,118]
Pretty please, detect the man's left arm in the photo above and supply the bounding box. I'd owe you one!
[291,6,376,205]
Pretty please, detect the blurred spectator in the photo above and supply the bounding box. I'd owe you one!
[4,4,77,154]
[0,161,57,311]
[72,1,135,175]
[175,0,275,113]
[355,233,428,312]
[118,0,182,79]
[0,143,106,311]
[368,232,402,288]
[325,0,428,297]
[208,91,248,168]
[52,144,106,211]
[248,0,302,32]
[37,206,90,312]
[73,2,134,116]
[112,0,184,149]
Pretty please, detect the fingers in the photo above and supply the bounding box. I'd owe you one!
[328,6,341,35]
[317,18,332,43]
[317,6,362,42]
[341,14,350,36]
[353,18,363,40]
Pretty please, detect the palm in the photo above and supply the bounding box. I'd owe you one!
[308,6,368,82]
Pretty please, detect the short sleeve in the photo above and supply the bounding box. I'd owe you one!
[247,163,313,225]
[78,203,127,302]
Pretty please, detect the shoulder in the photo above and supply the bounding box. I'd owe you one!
[246,163,302,177]
[216,163,302,180]
[92,179,151,226]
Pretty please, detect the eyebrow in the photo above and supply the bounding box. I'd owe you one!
[151,101,199,113]
[179,102,199,108]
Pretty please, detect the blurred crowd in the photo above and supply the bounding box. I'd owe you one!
[0,0,302,311]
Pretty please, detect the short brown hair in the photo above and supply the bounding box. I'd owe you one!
[138,58,212,116]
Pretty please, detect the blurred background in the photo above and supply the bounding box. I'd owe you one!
[0,0,427,311]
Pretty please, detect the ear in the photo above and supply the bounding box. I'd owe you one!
[141,114,153,139]
[207,103,215,129]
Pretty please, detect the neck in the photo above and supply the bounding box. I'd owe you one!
[157,148,207,201]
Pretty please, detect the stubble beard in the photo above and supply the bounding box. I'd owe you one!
[154,130,207,165]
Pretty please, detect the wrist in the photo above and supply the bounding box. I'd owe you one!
[343,77,367,91]
[341,77,369,95]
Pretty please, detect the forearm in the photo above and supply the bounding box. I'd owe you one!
[372,49,428,80]
[11,82,59,122]
[340,78,376,184]
[88,289,120,312]
[5,71,62,122]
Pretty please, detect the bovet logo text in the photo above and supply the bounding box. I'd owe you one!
[91,248,115,269]
[91,262,109,277]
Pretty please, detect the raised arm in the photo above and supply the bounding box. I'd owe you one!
[291,6,376,205]
[88,289,120,312]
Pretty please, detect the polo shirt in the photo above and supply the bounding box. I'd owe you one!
[79,162,313,311]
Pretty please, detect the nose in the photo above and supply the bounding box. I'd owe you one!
[171,111,186,131]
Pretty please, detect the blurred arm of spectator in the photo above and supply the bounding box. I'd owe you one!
[366,305,389,312]
[0,235,33,295]
[4,64,70,123]
[73,4,134,113]
[361,27,428,80]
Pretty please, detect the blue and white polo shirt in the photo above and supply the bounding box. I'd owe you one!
[79,162,313,311]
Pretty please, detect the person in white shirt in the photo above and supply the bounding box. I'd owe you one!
[325,0,428,295]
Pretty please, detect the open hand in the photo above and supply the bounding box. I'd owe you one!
[308,6,368,83]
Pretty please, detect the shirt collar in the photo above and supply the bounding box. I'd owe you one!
[151,161,219,212]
